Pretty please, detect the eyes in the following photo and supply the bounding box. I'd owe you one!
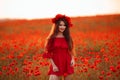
[59,21,67,27]
[59,24,66,26]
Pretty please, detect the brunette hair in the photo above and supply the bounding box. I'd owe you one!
[44,15,75,56]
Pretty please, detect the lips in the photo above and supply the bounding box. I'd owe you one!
[60,28,65,30]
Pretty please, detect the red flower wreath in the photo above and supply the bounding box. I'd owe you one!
[52,14,73,27]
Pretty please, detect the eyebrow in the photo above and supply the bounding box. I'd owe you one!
[59,24,65,25]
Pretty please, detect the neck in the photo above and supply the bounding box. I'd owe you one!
[57,32,64,37]
[58,32,63,35]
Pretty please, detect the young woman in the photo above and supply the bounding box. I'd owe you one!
[42,14,75,80]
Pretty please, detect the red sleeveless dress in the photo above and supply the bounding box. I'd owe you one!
[42,37,74,76]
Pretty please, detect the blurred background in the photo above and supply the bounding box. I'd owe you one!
[0,0,120,80]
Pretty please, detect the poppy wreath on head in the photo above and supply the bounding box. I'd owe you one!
[52,14,73,27]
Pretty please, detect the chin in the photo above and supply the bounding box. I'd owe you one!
[60,30,65,33]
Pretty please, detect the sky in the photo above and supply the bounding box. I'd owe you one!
[0,0,120,19]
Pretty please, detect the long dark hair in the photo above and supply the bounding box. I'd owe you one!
[45,18,75,55]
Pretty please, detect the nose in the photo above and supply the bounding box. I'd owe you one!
[61,25,66,28]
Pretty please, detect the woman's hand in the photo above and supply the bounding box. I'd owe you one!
[70,58,75,66]
[52,65,59,72]
[50,58,59,72]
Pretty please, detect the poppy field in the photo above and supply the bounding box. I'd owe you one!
[0,14,120,80]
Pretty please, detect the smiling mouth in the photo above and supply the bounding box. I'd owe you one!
[60,28,65,30]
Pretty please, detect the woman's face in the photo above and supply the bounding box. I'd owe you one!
[58,21,66,33]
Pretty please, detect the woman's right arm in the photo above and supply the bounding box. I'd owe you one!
[43,38,59,72]
[49,58,56,67]
[50,58,59,72]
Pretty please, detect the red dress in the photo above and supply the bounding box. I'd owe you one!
[42,37,74,76]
